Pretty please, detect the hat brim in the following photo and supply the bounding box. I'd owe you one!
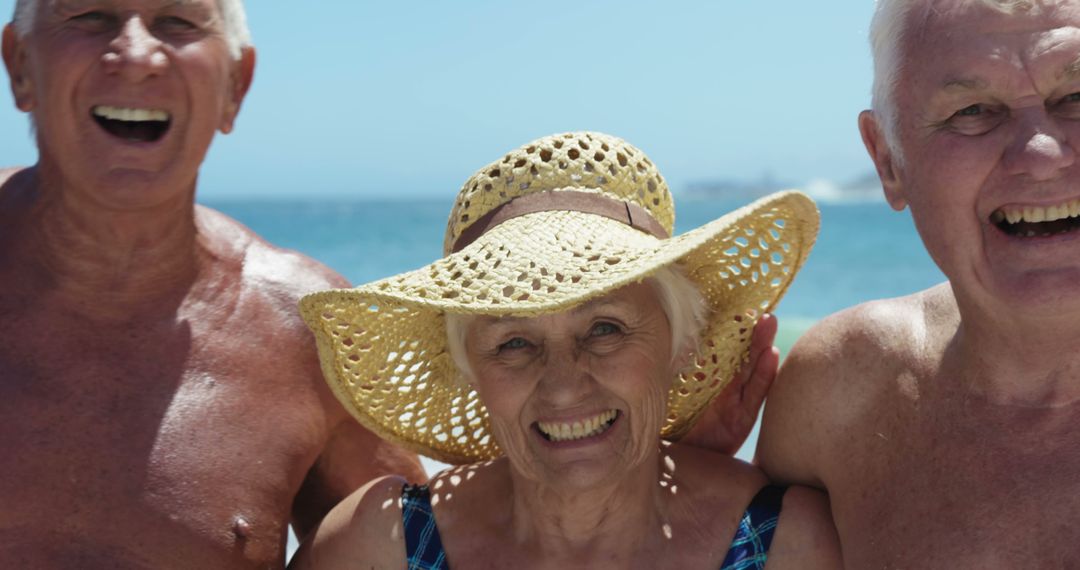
[300,190,819,464]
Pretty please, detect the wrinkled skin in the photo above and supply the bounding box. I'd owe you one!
[759,1,1080,567]
[0,2,423,568]
[288,285,840,570]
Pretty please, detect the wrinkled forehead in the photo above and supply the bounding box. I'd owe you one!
[910,0,1080,35]
[44,0,221,15]
[900,0,1080,70]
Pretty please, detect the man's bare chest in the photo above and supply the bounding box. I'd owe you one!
[0,312,328,567]
[831,400,1080,568]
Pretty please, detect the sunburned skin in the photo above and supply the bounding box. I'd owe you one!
[0,168,425,569]
[0,0,426,563]
[758,0,1080,567]
[760,285,1080,569]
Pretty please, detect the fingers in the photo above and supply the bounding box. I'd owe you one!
[742,345,778,406]
[676,314,782,455]
[751,313,779,356]
[735,313,778,399]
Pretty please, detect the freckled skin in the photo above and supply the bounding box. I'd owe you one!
[759,2,1080,568]
[0,1,424,567]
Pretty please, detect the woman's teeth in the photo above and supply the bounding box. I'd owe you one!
[537,410,618,442]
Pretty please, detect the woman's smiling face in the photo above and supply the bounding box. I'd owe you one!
[462,281,678,489]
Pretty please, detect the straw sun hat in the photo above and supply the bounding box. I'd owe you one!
[300,132,818,465]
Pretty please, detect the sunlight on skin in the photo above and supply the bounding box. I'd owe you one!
[428,461,489,508]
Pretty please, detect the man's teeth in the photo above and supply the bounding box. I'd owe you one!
[995,200,1080,225]
[92,105,170,122]
[537,410,617,442]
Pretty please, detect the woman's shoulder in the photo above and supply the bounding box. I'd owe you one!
[288,475,409,570]
[426,458,512,524]
[765,485,843,569]
[662,442,768,537]
[662,445,841,567]
[664,441,768,494]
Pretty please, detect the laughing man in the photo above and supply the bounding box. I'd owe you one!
[0,0,424,567]
[756,0,1080,567]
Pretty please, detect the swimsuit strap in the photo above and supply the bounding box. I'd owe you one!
[719,484,788,570]
[401,484,450,570]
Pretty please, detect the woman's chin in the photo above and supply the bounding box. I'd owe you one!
[517,419,656,490]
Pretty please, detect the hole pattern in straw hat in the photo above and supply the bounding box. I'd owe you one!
[304,197,815,464]
[300,133,819,464]
[443,132,673,255]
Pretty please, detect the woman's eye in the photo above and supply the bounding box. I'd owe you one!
[498,337,529,351]
[590,322,620,337]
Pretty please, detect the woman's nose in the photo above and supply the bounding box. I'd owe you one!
[536,345,593,407]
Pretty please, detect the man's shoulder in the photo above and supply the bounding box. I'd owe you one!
[758,284,956,484]
[196,204,350,300]
[0,167,21,185]
[789,283,953,370]
[193,205,352,353]
[776,284,956,408]
[0,167,31,198]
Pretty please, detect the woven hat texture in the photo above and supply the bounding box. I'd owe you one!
[300,132,819,464]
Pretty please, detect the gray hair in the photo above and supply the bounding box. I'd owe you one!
[869,0,1052,157]
[445,264,709,384]
[11,0,252,59]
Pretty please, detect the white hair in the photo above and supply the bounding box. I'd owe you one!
[11,0,252,59]
[869,0,1051,158]
[445,264,709,384]
[868,0,917,158]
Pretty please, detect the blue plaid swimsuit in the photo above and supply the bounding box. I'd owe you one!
[401,483,786,570]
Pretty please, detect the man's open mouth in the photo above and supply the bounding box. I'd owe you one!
[91,105,172,143]
[991,200,1080,238]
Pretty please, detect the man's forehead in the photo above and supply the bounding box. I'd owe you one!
[937,54,1080,90]
[49,0,216,12]
[913,0,1080,30]
[905,0,1080,81]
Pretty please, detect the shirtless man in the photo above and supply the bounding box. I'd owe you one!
[0,1,424,567]
[757,0,1080,567]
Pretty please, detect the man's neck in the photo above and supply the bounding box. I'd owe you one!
[14,168,204,320]
[947,287,1080,408]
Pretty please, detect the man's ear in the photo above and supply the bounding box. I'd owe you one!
[2,24,34,113]
[219,46,256,134]
[859,110,907,211]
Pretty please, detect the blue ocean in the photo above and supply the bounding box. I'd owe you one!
[203,195,945,555]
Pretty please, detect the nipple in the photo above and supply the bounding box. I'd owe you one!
[232,516,252,541]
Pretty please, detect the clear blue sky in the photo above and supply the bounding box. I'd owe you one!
[0,1,878,199]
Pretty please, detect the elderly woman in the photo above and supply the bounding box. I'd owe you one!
[291,133,841,569]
